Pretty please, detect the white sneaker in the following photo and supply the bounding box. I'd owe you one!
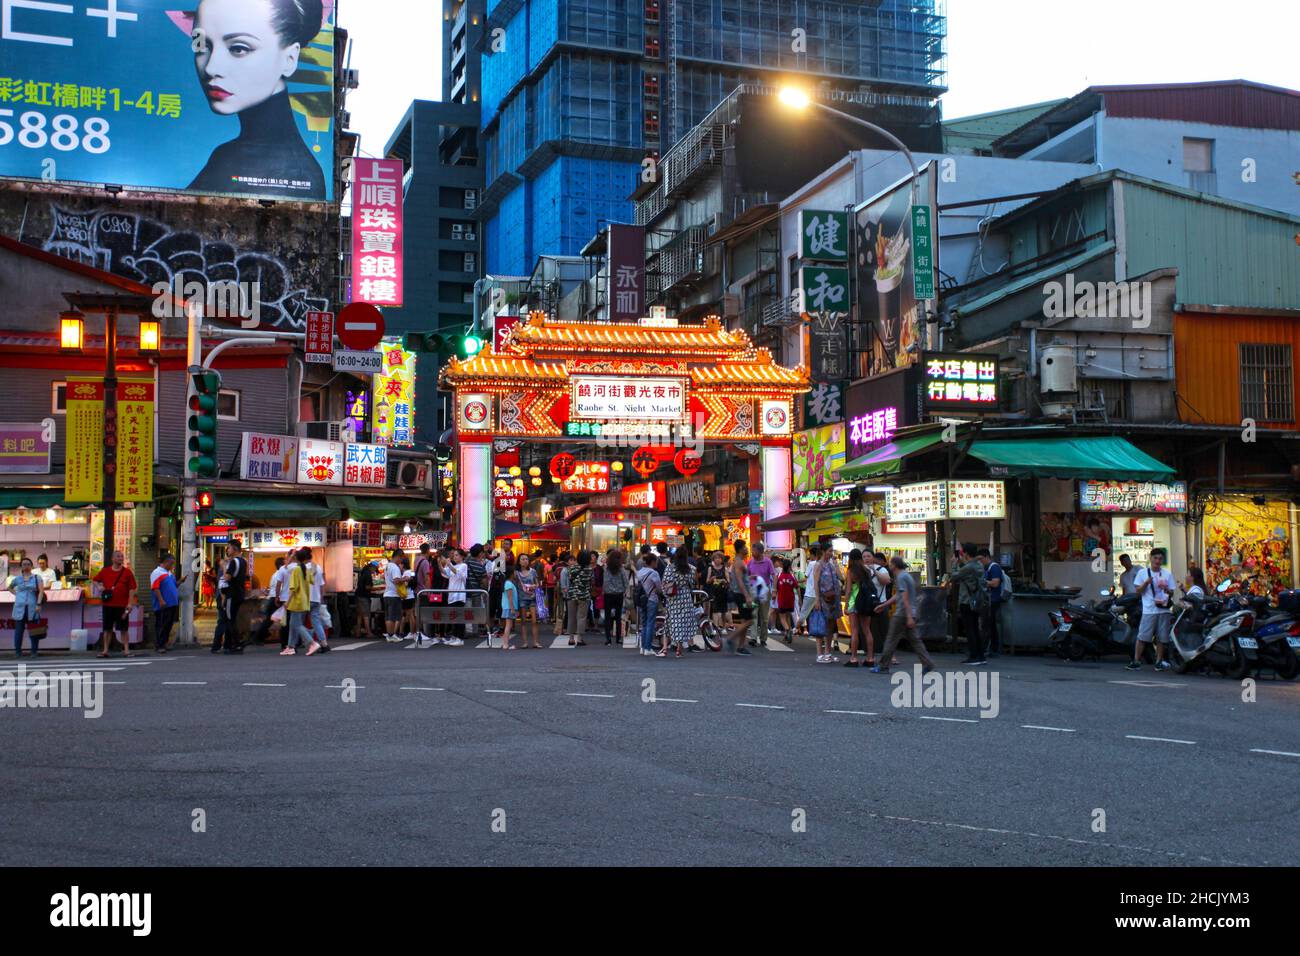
[384,634,402,643]
[429,636,444,645]
[815,654,826,663]
[445,637,464,647]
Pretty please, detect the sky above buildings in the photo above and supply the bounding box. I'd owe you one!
[342,0,1299,156]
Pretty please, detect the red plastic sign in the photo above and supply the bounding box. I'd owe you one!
[338,302,385,352]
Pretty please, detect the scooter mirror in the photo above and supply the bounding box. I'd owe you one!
[1099,589,1111,596]
[1215,579,1233,593]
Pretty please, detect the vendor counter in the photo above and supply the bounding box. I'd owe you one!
[0,589,143,649]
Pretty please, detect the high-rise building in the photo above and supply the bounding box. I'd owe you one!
[475,0,948,275]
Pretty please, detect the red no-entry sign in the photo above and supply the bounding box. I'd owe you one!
[338,302,385,352]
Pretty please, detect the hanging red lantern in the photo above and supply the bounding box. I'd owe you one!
[631,446,659,479]
[549,452,577,480]
[674,447,703,477]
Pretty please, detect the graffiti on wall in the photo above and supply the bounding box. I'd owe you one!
[41,206,327,330]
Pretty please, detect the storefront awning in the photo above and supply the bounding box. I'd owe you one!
[0,489,73,509]
[758,512,818,532]
[341,497,438,522]
[214,494,336,522]
[967,437,1176,481]
[841,431,952,481]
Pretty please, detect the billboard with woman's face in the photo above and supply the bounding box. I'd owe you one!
[0,0,336,202]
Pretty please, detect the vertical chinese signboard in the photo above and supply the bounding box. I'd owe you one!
[352,158,405,306]
[115,380,154,503]
[911,205,936,301]
[344,443,389,488]
[64,378,105,503]
[372,341,416,446]
[608,223,646,323]
[305,311,334,365]
[799,210,849,263]
[805,309,847,384]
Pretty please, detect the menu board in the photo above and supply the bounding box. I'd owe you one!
[1078,480,1187,513]
[886,481,948,523]
[886,480,1006,521]
[947,480,1007,519]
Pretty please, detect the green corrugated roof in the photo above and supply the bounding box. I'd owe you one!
[954,241,1116,317]
[841,431,955,480]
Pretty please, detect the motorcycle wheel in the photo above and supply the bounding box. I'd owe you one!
[1169,645,1196,675]
[1225,642,1251,681]
[1064,636,1088,662]
[1276,645,1299,680]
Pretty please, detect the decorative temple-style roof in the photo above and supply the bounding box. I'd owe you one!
[440,313,808,395]
[504,313,754,358]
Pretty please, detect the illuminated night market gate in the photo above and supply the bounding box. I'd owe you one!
[440,312,810,548]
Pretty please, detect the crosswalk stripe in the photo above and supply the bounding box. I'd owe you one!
[764,640,793,652]
[549,635,575,649]
[330,641,379,651]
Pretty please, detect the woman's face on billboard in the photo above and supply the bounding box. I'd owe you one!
[194,0,301,116]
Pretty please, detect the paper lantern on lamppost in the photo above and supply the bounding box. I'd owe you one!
[59,310,85,352]
[138,318,161,353]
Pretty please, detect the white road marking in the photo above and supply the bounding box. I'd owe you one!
[328,641,378,651]
[622,636,638,648]
[919,715,979,724]
[825,709,878,716]
[1108,680,1185,688]
[549,636,575,649]
[735,702,785,710]
[162,681,208,686]
[484,689,526,695]
[243,682,286,687]
[1021,725,1076,733]
[567,692,616,698]
[1250,748,1300,758]
[1126,734,1196,745]
[652,697,698,703]
[324,684,364,689]
[764,640,793,652]
[400,686,445,692]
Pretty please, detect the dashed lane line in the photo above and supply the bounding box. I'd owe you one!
[919,715,979,724]
[1250,748,1300,758]
[1021,725,1076,732]
[651,697,698,703]
[735,702,785,710]
[1126,734,1196,745]
[483,689,527,695]
[162,681,208,686]
[567,692,616,698]
[400,686,445,692]
[242,682,287,688]
[825,709,879,716]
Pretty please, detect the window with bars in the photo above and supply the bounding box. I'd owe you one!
[1240,344,1293,423]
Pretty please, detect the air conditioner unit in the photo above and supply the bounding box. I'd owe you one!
[451,223,464,236]
[298,420,353,443]
[722,293,741,318]
[389,457,434,492]
[464,230,476,241]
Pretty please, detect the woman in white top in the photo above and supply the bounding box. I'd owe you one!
[438,550,469,646]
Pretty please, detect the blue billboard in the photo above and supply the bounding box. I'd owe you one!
[0,0,336,202]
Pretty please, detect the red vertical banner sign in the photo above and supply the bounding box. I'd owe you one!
[351,158,405,307]
[608,223,646,323]
[305,311,334,365]
[492,313,520,354]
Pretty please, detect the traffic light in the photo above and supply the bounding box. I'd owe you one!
[460,333,483,358]
[187,369,222,477]
[402,331,484,358]
[197,490,215,525]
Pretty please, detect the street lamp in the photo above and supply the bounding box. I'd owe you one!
[138,318,161,353]
[59,310,85,351]
[777,85,920,203]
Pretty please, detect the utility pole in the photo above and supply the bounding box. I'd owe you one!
[102,308,118,575]
[178,303,202,645]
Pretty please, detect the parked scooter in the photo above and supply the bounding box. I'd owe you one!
[1228,583,1300,680]
[1167,580,1256,677]
[1049,590,1149,662]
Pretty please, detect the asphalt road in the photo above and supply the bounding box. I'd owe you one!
[1,635,1297,866]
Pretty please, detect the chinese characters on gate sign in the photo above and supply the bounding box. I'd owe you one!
[351,158,404,306]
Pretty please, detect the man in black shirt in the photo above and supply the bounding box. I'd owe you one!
[214,541,248,654]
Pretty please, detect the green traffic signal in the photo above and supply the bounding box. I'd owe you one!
[461,334,483,358]
[187,368,222,478]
